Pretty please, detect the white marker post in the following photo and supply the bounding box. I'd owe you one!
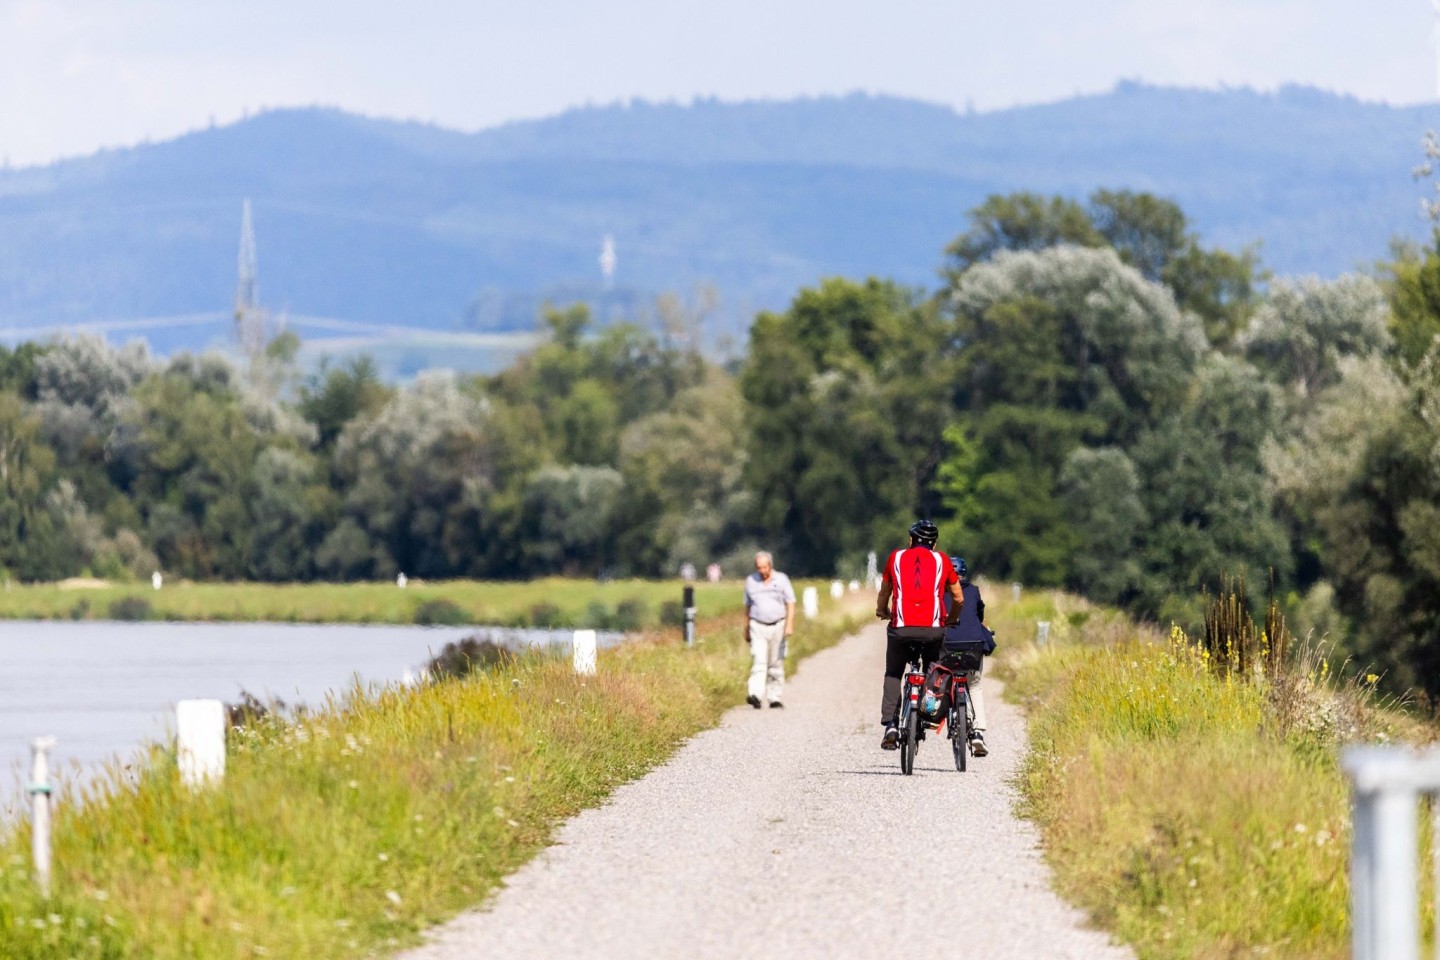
[1343,747,1430,960]
[573,629,598,676]
[802,586,819,620]
[830,580,844,599]
[1012,582,1022,602]
[176,699,226,788]
[29,737,56,897]
[1036,621,1051,648]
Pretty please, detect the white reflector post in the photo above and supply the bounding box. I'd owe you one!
[802,586,819,619]
[573,629,598,675]
[176,699,226,788]
[830,580,844,599]
[29,736,55,897]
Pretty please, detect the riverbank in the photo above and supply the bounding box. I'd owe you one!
[988,589,1427,960]
[1,621,575,817]
[0,597,866,958]
[0,577,748,627]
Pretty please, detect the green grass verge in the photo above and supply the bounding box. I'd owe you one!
[0,578,749,627]
[986,588,1420,960]
[0,601,864,958]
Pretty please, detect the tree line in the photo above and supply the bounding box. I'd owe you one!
[3,189,1440,695]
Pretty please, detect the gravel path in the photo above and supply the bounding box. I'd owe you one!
[400,623,1134,960]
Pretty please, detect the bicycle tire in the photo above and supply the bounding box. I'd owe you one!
[952,693,968,772]
[901,705,919,775]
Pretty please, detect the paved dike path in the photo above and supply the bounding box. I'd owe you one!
[401,623,1134,960]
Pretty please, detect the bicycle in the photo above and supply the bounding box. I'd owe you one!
[938,646,983,772]
[897,642,984,775]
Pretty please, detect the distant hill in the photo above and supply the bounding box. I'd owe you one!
[0,82,1437,357]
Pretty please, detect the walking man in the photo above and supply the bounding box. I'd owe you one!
[743,551,795,709]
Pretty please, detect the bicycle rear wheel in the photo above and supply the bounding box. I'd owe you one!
[952,693,968,772]
[901,707,918,775]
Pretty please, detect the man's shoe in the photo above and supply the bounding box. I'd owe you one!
[881,724,899,750]
[769,701,784,709]
[970,732,989,757]
[747,695,762,709]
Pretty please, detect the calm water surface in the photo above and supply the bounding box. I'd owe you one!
[0,620,612,815]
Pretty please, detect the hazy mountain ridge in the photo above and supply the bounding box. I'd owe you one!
[0,82,1435,354]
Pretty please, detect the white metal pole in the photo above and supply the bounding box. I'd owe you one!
[1372,786,1419,960]
[1344,747,1440,960]
[29,737,56,898]
[1351,785,1375,960]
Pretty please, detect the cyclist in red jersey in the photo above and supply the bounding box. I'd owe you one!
[874,519,962,750]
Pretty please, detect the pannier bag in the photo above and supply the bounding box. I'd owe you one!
[919,664,953,720]
[941,635,988,669]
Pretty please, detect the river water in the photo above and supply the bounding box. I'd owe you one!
[0,620,614,817]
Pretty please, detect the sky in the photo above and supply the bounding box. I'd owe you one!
[0,0,1436,167]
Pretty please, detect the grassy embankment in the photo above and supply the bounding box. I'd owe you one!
[0,578,742,627]
[0,594,866,959]
[986,587,1427,960]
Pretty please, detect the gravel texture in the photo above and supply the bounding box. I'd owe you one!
[400,623,1134,960]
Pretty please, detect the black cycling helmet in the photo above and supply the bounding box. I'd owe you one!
[951,556,968,579]
[908,519,939,548]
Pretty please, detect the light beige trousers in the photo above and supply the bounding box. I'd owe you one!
[963,660,989,731]
[748,619,786,703]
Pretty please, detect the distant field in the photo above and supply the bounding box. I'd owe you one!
[0,578,762,627]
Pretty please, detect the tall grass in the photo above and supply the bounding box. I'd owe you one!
[991,587,1419,960]
[0,602,863,958]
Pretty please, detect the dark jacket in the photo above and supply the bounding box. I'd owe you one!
[943,581,995,651]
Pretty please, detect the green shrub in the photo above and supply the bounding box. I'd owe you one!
[225,690,278,729]
[583,600,614,629]
[528,601,565,628]
[613,597,649,631]
[659,599,685,626]
[425,634,513,680]
[413,597,468,626]
[108,595,154,621]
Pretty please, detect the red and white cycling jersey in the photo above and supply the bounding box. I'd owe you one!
[884,546,958,628]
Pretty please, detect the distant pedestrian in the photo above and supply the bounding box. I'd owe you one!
[680,562,697,581]
[743,551,795,709]
[706,563,722,583]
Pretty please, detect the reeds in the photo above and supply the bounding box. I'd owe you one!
[1200,572,1291,680]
